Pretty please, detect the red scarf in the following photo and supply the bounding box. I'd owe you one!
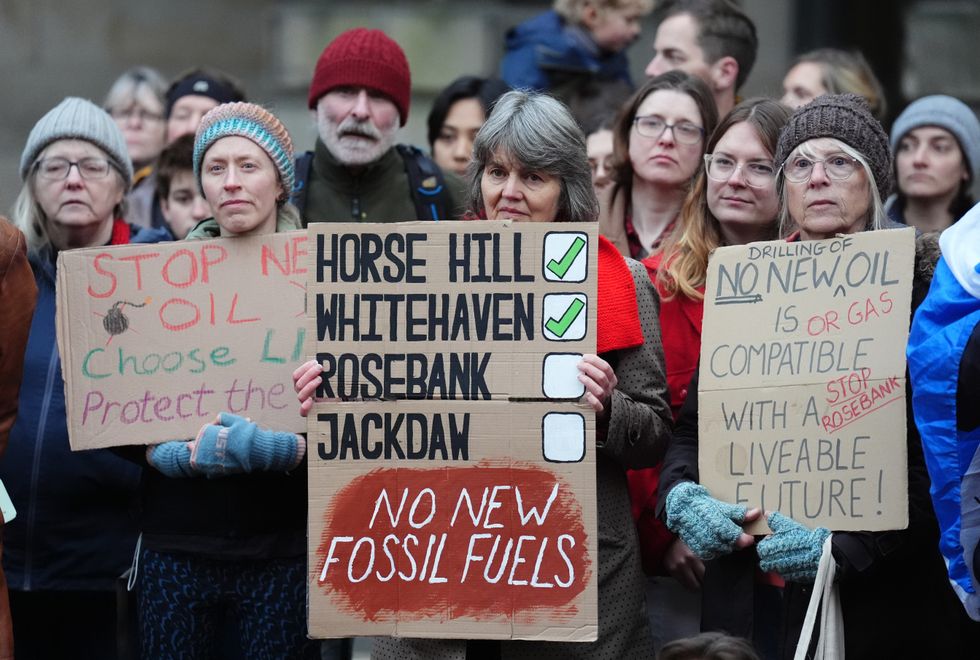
[110,218,131,246]
[597,234,644,354]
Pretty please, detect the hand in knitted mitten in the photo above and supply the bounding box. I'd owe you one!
[190,413,305,477]
[665,481,756,560]
[756,511,831,583]
[146,441,195,478]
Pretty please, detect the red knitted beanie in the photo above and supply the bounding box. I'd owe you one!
[307,28,411,125]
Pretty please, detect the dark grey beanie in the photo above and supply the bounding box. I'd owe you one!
[775,93,892,201]
[19,97,133,189]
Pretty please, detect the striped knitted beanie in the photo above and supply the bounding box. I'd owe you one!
[193,102,295,201]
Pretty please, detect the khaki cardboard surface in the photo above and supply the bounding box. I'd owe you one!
[699,229,915,532]
[306,222,599,641]
[56,231,308,449]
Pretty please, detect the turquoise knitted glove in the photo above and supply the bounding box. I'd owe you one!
[146,441,194,478]
[190,413,304,477]
[665,481,751,560]
[756,511,831,582]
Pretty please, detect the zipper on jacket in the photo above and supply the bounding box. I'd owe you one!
[22,347,60,591]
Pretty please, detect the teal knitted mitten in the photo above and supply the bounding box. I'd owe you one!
[147,441,194,478]
[191,413,303,477]
[756,511,832,582]
[665,481,751,560]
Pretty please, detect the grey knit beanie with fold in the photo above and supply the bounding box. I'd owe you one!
[19,97,133,189]
[775,93,892,201]
[890,94,980,179]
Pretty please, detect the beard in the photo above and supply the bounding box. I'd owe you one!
[317,112,399,167]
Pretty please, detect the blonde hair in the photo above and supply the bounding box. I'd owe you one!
[777,138,888,238]
[660,98,790,300]
[793,49,887,121]
[554,0,654,22]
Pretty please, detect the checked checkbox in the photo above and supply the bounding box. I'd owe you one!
[543,232,588,282]
[543,293,587,341]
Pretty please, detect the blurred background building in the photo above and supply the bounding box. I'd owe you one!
[0,0,977,212]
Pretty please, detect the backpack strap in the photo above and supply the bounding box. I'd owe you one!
[396,144,450,221]
[290,151,315,219]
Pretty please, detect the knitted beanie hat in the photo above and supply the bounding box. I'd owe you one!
[307,28,411,125]
[20,96,133,189]
[193,102,295,201]
[775,93,892,200]
[890,95,980,178]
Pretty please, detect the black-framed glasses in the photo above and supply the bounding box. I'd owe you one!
[704,154,776,188]
[781,153,860,183]
[633,115,705,144]
[35,157,113,181]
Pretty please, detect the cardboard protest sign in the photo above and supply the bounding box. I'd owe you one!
[307,222,599,642]
[56,231,308,449]
[699,228,915,532]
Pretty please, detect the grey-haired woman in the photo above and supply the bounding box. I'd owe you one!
[364,89,672,660]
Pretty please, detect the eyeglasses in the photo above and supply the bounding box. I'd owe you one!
[35,157,113,181]
[633,115,705,144]
[704,154,776,188]
[781,153,860,183]
[109,107,164,123]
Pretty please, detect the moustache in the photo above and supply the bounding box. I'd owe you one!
[337,119,381,140]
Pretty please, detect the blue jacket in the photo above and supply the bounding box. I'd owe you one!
[909,203,980,621]
[0,224,167,590]
[500,10,632,92]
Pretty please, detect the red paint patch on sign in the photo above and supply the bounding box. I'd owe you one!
[315,462,591,622]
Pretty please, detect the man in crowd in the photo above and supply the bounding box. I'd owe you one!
[294,27,467,224]
[644,0,757,117]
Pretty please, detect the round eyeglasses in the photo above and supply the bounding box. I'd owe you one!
[35,157,113,181]
[704,154,776,188]
[781,153,860,183]
[633,115,705,144]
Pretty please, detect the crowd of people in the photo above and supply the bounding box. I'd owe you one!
[2,0,980,658]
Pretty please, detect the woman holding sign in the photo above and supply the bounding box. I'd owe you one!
[631,97,790,649]
[659,94,963,658]
[363,89,672,658]
[135,103,316,658]
[3,97,169,658]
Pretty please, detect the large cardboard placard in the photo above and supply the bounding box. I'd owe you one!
[699,228,915,531]
[307,222,598,642]
[56,232,308,449]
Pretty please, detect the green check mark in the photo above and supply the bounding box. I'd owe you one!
[546,237,586,279]
[545,298,585,338]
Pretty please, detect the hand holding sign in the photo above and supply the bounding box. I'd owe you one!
[576,354,617,416]
[756,511,831,582]
[665,481,761,560]
[293,359,323,417]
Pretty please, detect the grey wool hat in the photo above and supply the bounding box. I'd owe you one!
[890,94,980,179]
[775,93,892,201]
[19,97,134,189]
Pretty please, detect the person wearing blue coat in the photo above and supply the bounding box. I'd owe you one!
[3,97,168,660]
[501,1,652,118]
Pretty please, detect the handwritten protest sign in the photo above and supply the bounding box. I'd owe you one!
[307,222,599,641]
[56,232,308,449]
[699,228,915,531]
